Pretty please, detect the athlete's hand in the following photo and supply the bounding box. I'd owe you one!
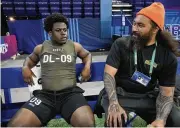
[22,66,36,86]
[81,67,91,83]
[107,101,127,127]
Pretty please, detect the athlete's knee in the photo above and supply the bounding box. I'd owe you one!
[70,105,95,127]
[8,119,26,127]
[79,116,95,126]
[71,112,95,127]
[7,108,42,127]
[8,117,41,127]
[79,112,95,127]
[7,111,27,127]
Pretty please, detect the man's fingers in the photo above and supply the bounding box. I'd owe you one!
[123,111,128,123]
[150,122,163,128]
[113,115,118,127]
[147,124,155,128]
[109,115,113,127]
[117,114,122,127]
[106,114,110,126]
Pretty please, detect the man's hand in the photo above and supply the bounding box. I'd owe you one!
[107,101,127,127]
[151,119,165,128]
[80,67,91,83]
[22,66,36,86]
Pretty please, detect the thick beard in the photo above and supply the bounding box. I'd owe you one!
[131,31,152,50]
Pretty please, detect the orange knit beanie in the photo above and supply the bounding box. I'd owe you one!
[137,2,165,30]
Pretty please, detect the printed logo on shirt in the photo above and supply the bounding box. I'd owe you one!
[52,48,64,52]
[145,60,158,68]
[42,54,72,63]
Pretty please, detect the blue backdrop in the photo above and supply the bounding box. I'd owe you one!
[42,18,111,51]
[7,0,180,53]
[8,18,111,54]
[155,0,180,9]
[8,20,44,54]
[155,0,180,40]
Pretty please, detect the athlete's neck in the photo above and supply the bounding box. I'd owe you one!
[51,39,66,45]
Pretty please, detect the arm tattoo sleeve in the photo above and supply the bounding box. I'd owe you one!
[156,89,174,122]
[104,72,118,102]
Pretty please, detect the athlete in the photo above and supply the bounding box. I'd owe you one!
[8,13,94,127]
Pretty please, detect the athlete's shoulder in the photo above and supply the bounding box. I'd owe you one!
[73,42,83,53]
[66,39,74,44]
[42,40,51,45]
[33,44,43,55]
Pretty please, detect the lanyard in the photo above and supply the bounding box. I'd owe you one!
[134,42,157,76]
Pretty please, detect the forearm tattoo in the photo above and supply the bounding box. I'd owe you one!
[104,72,118,102]
[156,89,174,122]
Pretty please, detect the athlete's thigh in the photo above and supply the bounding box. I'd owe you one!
[8,92,56,126]
[60,93,92,124]
[8,108,41,127]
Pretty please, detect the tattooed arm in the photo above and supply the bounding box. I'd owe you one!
[151,86,175,127]
[104,64,127,127]
[104,65,118,103]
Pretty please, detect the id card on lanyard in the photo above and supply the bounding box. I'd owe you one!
[131,42,157,86]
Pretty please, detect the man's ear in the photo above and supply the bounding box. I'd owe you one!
[153,26,159,34]
[48,31,52,37]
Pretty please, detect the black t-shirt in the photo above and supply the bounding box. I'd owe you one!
[106,36,178,93]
